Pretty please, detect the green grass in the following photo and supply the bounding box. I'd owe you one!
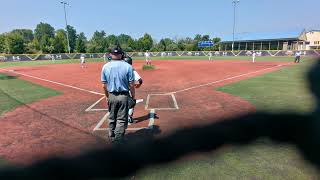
[133,60,320,179]
[0,73,62,116]
[0,58,105,68]
[142,64,156,70]
[217,60,316,113]
[133,56,315,62]
[0,56,314,69]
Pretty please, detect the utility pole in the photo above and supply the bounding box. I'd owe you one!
[61,1,71,54]
[232,0,240,52]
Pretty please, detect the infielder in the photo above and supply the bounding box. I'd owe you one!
[145,50,151,65]
[252,51,256,63]
[294,51,301,63]
[208,52,213,61]
[51,55,55,62]
[80,54,87,68]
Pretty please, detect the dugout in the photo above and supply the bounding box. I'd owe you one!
[220,30,320,51]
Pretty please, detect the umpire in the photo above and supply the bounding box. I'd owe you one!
[101,47,135,143]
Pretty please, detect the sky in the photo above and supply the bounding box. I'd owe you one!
[0,0,319,41]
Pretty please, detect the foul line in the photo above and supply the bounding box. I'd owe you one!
[85,96,107,112]
[0,68,104,96]
[171,63,289,94]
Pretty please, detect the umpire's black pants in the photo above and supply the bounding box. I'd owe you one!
[108,92,129,142]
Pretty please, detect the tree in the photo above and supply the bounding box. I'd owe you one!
[202,35,210,41]
[5,32,25,54]
[194,34,202,41]
[127,38,137,51]
[87,31,107,53]
[137,33,153,51]
[76,32,87,53]
[9,29,36,53]
[66,25,77,53]
[106,35,118,48]
[53,29,67,53]
[167,43,179,51]
[0,34,5,53]
[11,29,34,43]
[158,38,175,51]
[34,22,55,53]
[117,34,134,51]
[212,37,221,51]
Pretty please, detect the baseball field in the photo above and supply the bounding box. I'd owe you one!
[0,56,319,179]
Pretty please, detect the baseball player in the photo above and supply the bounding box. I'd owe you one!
[124,56,143,124]
[294,51,301,63]
[80,54,86,68]
[208,52,213,61]
[252,51,256,63]
[51,55,55,62]
[145,50,151,65]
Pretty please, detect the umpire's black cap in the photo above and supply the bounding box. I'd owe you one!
[110,47,123,55]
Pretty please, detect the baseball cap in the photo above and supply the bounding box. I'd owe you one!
[110,47,123,55]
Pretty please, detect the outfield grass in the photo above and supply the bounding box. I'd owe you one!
[217,60,316,113]
[133,56,314,62]
[133,60,319,179]
[0,56,315,68]
[0,58,105,68]
[0,73,62,116]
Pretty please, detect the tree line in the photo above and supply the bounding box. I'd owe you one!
[0,22,221,54]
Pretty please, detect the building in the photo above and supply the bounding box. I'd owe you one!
[220,30,320,51]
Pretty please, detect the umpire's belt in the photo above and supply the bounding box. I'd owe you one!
[109,91,129,96]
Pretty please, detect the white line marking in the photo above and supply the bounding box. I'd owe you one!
[88,109,108,112]
[145,93,179,110]
[171,94,179,109]
[136,99,144,103]
[93,112,149,131]
[148,109,155,127]
[0,67,104,96]
[96,128,145,131]
[85,96,105,112]
[172,64,288,94]
[93,112,109,131]
[145,94,151,110]
[86,98,143,112]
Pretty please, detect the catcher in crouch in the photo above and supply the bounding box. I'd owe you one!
[124,56,143,123]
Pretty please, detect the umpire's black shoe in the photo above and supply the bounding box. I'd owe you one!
[128,116,134,123]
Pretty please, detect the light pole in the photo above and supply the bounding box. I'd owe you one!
[232,0,240,52]
[60,1,71,54]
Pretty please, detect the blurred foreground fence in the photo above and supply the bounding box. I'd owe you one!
[0,50,320,62]
[0,59,320,179]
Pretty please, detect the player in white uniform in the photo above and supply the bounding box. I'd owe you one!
[208,52,213,61]
[252,51,256,63]
[145,50,151,65]
[80,54,86,68]
[51,55,55,62]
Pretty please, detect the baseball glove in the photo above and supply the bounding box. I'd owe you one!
[128,97,136,109]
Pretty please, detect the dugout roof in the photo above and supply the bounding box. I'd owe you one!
[221,30,303,43]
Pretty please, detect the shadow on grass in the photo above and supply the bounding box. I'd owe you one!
[0,75,17,80]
